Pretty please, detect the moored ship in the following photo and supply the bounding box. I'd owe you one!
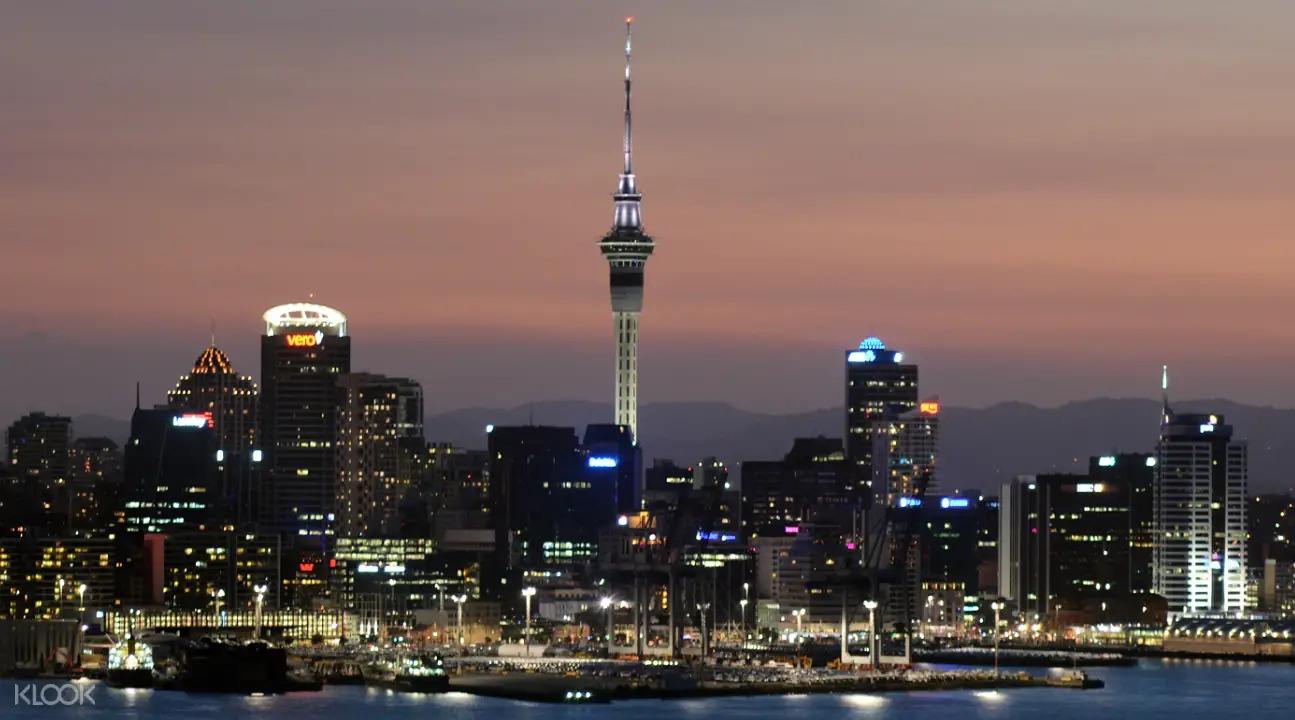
[364,653,450,693]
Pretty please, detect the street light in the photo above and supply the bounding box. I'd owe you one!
[991,601,1005,677]
[212,588,226,627]
[522,586,537,657]
[57,577,66,615]
[862,600,879,669]
[253,584,268,639]
[451,594,467,649]
[77,583,87,612]
[599,597,615,655]
[792,608,805,639]
[739,598,749,641]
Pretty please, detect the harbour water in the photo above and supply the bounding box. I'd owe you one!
[5,659,1290,719]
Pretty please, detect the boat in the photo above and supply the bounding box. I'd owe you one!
[179,639,289,694]
[364,653,450,693]
[1047,670,1105,689]
[106,635,155,689]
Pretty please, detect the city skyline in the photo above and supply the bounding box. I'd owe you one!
[5,2,1295,424]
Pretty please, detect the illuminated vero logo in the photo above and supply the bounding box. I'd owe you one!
[285,330,325,348]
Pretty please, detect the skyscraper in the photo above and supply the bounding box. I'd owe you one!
[598,18,655,438]
[335,372,425,537]
[167,344,258,456]
[844,337,918,506]
[259,303,351,536]
[1154,373,1248,616]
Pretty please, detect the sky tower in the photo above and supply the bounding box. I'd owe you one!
[598,17,655,439]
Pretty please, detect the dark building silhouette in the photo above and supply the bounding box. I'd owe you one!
[121,407,221,534]
[1000,454,1155,622]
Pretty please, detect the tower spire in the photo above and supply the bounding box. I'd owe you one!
[599,17,655,440]
[610,16,643,233]
[1161,364,1171,426]
[623,16,633,176]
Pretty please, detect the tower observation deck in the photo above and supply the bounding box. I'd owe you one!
[598,17,655,439]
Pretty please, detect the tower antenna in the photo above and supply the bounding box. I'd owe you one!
[623,16,634,176]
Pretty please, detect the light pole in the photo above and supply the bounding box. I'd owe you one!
[862,600,878,669]
[600,597,615,655]
[452,594,467,649]
[991,601,1004,677]
[253,584,267,639]
[57,577,65,615]
[522,586,537,657]
[78,583,87,612]
[739,598,749,642]
[213,588,225,626]
[792,608,805,640]
[388,578,398,629]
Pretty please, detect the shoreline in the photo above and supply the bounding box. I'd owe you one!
[447,668,1094,704]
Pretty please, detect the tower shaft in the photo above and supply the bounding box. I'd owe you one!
[613,311,640,431]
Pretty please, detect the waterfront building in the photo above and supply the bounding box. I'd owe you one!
[159,531,281,611]
[1000,455,1154,622]
[597,19,655,438]
[335,373,425,538]
[0,536,115,619]
[1154,385,1248,615]
[258,303,351,537]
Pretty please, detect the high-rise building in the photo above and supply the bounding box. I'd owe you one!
[335,372,425,538]
[167,345,258,456]
[741,437,852,539]
[258,303,351,536]
[844,337,918,507]
[598,19,655,438]
[121,407,222,533]
[1154,401,1248,616]
[5,413,73,532]
[68,437,122,534]
[167,345,260,525]
[487,426,622,588]
[5,412,73,488]
[1001,454,1157,620]
[876,400,940,502]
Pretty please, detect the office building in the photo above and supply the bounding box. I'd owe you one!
[259,303,351,536]
[121,407,222,534]
[1154,404,1248,615]
[335,373,425,538]
[845,337,918,507]
[167,344,258,456]
[487,426,625,587]
[1001,455,1156,621]
[68,437,122,534]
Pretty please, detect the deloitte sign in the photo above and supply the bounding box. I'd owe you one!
[13,683,96,706]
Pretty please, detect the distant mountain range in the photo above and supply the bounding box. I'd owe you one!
[72,398,1295,493]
